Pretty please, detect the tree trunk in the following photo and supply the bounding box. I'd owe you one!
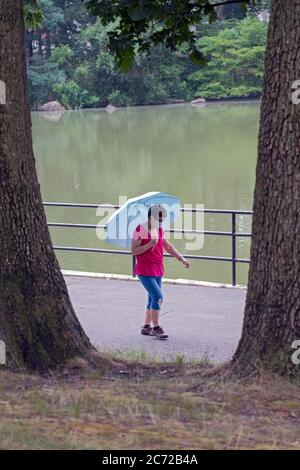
[232,0,300,376]
[0,0,92,370]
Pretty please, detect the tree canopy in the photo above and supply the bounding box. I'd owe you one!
[26,0,269,109]
[83,0,269,70]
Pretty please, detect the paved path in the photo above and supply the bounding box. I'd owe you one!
[65,276,246,363]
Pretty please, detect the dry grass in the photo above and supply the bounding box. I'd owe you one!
[0,353,300,450]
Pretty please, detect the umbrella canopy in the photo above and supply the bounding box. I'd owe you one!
[105,192,181,249]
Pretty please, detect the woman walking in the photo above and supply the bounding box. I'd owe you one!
[131,205,190,339]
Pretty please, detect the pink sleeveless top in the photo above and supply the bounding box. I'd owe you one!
[132,224,164,277]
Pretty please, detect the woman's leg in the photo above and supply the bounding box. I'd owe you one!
[143,290,152,325]
[138,275,163,315]
[138,276,167,338]
[151,309,159,327]
[144,308,152,325]
[138,276,159,334]
[140,295,152,335]
[150,277,168,338]
[150,277,163,327]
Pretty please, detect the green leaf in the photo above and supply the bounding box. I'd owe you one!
[24,0,43,30]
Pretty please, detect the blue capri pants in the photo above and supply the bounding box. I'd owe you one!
[138,275,163,311]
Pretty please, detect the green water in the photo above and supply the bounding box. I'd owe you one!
[32,101,260,285]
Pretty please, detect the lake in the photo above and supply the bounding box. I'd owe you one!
[32,101,260,285]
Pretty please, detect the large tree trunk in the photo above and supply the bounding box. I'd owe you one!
[0,0,92,370]
[232,0,300,376]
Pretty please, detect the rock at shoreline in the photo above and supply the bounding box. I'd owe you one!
[105,103,118,114]
[191,97,206,106]
[38,101,66,112]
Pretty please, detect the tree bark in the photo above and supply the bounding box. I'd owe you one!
[232,0,300,376]
[0,0,92,370]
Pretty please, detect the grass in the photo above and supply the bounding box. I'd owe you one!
[0,352,300,450]
[108,349,211,366]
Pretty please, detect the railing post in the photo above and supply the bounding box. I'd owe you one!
[232,212,236,286]
[132,255,136,277]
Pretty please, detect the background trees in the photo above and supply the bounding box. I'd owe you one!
[188,17,267,99]
[26,0,269,109]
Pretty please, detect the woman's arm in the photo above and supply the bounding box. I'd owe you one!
[163,239,190,268]
[131,237,156,256]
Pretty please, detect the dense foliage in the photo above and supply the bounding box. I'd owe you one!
[83,0,253,70]
[26,0,268,109]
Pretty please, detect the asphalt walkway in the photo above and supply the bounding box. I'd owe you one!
[65,275,246,362]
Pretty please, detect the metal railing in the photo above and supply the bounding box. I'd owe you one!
[43,202,253,286]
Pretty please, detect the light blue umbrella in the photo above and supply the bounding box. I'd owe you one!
[105,191,181,249]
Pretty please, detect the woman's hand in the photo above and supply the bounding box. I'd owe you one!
[180,256,190,268]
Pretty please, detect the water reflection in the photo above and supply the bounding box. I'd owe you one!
[32,102,259,284]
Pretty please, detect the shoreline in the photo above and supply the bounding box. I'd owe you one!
[32,96,261,113]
